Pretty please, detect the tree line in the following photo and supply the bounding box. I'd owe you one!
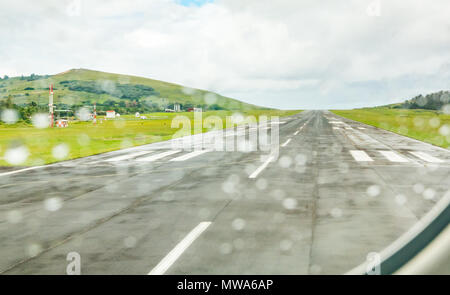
[394,90,450,110]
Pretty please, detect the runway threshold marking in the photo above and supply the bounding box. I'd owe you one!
[105,151,153,162]
[379,151,409,162]
[350,150,373,162]
[170,149,211,161]
[148,221,211,275]
[409,151,444,163]
[137,150,182,162]
[281,138,292,147]
[249,155,275,179]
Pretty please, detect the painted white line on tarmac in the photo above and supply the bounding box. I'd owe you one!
[350,150,374,162]
[345,127,353,130]
[357,127,366,130]
[379,151,409,163]
[294,130,299,135]
[281,138,292,147]
[137,150,182,162]
[0,165,52,177]
[148,221,211,275]
[409,151,444,163]
[170,149,211,161]
[105,151,153,162]
[249,155,275,179]
[333,127,340,130]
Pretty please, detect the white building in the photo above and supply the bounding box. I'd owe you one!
[106,110,116,118]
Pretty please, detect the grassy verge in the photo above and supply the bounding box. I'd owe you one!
[0,110,301,166]
[331,108,450,148]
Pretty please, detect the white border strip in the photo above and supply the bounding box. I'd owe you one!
[0,165,52,177]
[409,151,444,163]
[137,150,182,162]
[105,151,153,162]
[169,150,210,162]
[379,150,409,163]
[350,150,373,162]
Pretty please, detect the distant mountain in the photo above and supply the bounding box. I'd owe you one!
[389,90,450,111]
[0,69,265,113]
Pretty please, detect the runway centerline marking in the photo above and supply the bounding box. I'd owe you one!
[379,150,409,162]
[294,130,299,135]
[170,149,211,161]
[409,151,444,163]
[350,150,374,162]
[249,155,275,178]
[105,151,153,162]
[148,221,211,275]
[281,138,292,147]
[137,150,182,162]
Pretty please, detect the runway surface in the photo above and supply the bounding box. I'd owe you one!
[0,110,448,274]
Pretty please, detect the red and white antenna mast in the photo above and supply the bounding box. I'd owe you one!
[93,102,97,125]
[49,84,54,127]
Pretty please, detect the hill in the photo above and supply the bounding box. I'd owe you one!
[0,68,265,114]
[387,90,450,111]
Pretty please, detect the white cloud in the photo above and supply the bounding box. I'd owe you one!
[0,0,449,108]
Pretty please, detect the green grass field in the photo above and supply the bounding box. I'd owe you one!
[332,108,450,148]
[0,110,301,166]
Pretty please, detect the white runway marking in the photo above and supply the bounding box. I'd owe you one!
[249,155,275,178]
[137,150,182,162]
[329,121,343,124]
[345,127,353,130]
[357,127,366,130]
[148,222,211,275]
[409,151,444,163]
[105,151,153,162]
[379,151,409,162]
[350,150,373,162]
[0,165,51,177]
[281,138,292,147]
[294,130,299,135]
[170,149,211,161]
[333,127,340,130]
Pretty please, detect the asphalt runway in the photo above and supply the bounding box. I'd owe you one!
[0,110,449,274]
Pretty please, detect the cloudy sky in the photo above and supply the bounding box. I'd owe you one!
[0,0,449,109]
